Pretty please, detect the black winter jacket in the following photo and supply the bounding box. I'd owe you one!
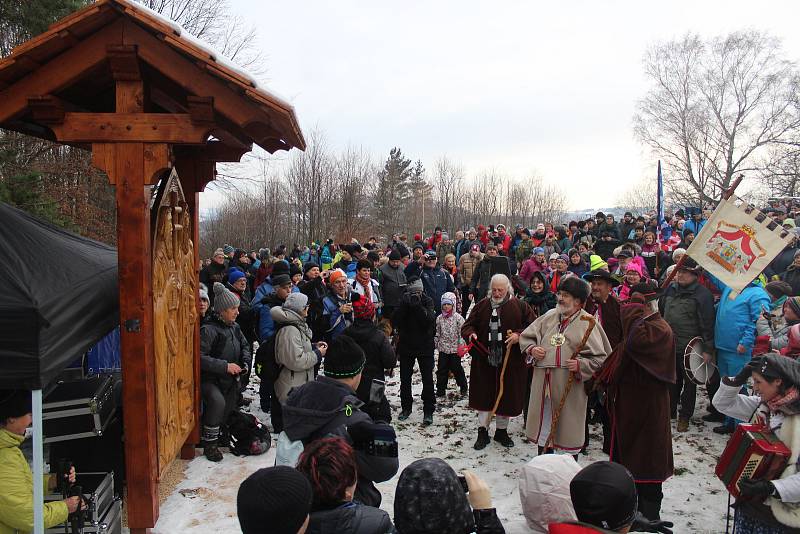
[282,377,399,507]
[392,291,436,355]
[344,320,396,407]
[200,314,251,389]
[378,263,407,309]
[307,502,395,534]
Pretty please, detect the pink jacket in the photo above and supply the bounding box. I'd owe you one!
[520,257,548,283]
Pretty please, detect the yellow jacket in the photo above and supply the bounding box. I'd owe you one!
[0,428,68,534]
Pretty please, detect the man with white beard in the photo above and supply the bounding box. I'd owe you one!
[520,277,612,457]
[462,274,535,450]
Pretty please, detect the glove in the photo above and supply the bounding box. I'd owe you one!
[738,478,777,499]
[631,511,674,533]
[722,358,760,387]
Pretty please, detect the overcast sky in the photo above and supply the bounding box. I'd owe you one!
[228,0,800,210]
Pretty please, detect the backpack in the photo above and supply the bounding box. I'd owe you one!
[224,411,272,456]
[253,323,295,381]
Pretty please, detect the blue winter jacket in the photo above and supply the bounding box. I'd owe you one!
[420,265,455,314]
[684,219,706,236]
[251,277,299,342]
[707,273,770,355]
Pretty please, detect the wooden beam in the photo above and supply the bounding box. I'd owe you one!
[49,112,211,144]
[121,21,298,149]
[107,44,141,81]
[186,96,214,124]
[94,142,160,529]
[28,95,65,124]
[174,141,249,163]
[0,21,123,124]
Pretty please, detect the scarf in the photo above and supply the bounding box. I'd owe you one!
[487,294,510,367]
[768,387,800,413]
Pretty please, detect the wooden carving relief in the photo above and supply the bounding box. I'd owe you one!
[152,170,197,477]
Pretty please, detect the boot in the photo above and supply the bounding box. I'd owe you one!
[398,409,412,421]
[423,413,433,426]
[493,428,514,448]
[473,427,491,450]
[460,386,468,397]
[676,418,689,432]
[713,423,735,435]
[702,412,725,423]
[203,441,223,462]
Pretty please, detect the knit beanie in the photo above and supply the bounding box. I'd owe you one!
[213,282,239,313]
[282,292,308,315]
[766,281,793,300]
[394,459,474,534]
[558,254,570,264]
[303,261,319,275]
[588,255,608,271]
[228,269,246,285]
[223,244,234,255]
[533,247,544,255]
[441,292,457,307]
[352,294,375,321]
[328,268,347,285]
[213,248,224,258]
[388,249,401,261]
[198,284,209,303]
[323,335,366,378]
[570,461,637,531]
[787,296,800,319]
[0,389,32,423]
[289,262,302,278]
[408,276,423,293]
[237,466,312,534]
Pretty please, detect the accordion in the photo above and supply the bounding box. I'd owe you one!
[715,423,791,500]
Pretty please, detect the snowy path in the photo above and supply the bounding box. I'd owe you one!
[153,358,731,533]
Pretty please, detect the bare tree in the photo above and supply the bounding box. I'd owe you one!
[634,31,800,206]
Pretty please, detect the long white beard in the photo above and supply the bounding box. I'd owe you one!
[557,303,577,316]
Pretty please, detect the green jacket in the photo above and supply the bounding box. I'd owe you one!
[0,428,68,534]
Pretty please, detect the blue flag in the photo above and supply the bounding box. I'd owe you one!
[657,161,667,241]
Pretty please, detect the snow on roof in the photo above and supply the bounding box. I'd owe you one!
[120,0,295,112]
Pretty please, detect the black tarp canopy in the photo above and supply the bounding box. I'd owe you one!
[0,202,118,389]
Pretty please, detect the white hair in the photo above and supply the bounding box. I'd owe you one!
[490,273,513,294]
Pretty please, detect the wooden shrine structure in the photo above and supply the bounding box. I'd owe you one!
[0,1,304,531]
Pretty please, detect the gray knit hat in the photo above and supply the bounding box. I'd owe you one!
[282,292,308,315]
[198,283,209,303]
[213,282,239,313]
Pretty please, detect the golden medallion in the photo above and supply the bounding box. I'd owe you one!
[550,333,566,347]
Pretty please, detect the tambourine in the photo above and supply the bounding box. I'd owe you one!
[684,336,718,386]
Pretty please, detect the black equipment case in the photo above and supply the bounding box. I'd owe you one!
[44,471,119,533]
[42,374,117,443]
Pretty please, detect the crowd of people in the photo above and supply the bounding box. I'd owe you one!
[9,204,800,533]
[188,201,800,533]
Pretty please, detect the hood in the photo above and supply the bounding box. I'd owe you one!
[282,377,363,441]
[394,458,474,534]
[270,306,308,327]
[519,455,581,533]
[0,427,24,449]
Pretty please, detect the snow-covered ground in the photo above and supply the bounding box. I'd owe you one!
[153,359,732,533]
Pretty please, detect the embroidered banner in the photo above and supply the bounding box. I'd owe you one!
[686,197,793,293]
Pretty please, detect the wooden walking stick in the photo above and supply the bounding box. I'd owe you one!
[543,315,596,450]
[489,330,515,419]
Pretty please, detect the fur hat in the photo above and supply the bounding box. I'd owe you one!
[557,277,590,303]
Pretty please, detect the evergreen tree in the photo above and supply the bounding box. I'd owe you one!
[374,147,412,233]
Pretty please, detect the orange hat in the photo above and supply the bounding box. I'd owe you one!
[328,269,346,285]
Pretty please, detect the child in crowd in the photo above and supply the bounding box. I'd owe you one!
[435,292,468,397]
